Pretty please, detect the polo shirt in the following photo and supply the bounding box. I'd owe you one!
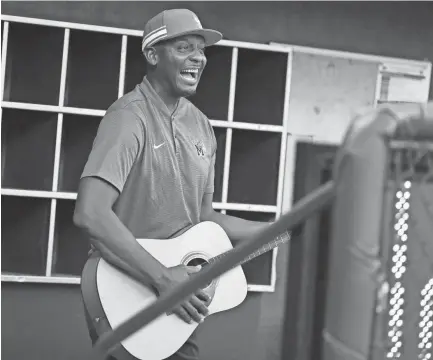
[81,76,217,240]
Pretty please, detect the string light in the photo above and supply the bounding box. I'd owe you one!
[419,278,433,360]
[387,181,411,359]
[388,180,432,359]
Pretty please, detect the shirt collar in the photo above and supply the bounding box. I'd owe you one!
[139,76,185,119]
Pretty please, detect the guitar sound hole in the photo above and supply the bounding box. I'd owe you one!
[186,258,208,267]
[185,258,212,288]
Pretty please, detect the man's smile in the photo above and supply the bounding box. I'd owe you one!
[180,68,200,84]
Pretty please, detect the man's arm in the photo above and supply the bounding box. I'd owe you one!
[74,176,210,323]
[200,193,270,243]
[73,176,171,290]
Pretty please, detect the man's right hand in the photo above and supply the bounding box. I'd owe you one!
[154,264,210,324]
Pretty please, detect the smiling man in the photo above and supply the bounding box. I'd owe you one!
[74,8,270,360]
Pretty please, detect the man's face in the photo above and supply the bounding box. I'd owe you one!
[155,35,207,98]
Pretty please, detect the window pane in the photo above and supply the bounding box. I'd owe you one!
[228,130,281,205]
[190,46,232,121]
[1,196,50,275]
[233,49,287,125]
[1,109,57,191]
[65,30,121,110]
[226,210,276,285]
[4,22,63,105]
[52,199,90,276]
[58,115,101,192]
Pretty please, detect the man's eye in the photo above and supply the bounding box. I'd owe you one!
[178,44,190,52]
[176,44,205,55]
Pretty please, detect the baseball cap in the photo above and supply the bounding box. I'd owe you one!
[141,9,223,52]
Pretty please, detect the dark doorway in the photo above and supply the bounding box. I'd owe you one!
[281,141,337,360]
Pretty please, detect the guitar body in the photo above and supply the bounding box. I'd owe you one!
[81,221,248,360]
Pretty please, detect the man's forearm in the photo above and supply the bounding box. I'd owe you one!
[75,209,169,290]
[204,211,271,243]
[89,238,160,289]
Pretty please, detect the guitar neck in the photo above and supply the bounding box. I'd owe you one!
[209,230,291,267]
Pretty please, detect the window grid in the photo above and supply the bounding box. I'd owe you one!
[0,16,291,291]
[220,47,238,214]
[45,28,71,276]
[1,15,430,292]
[0,101,285,132]
[118,35,127,98]
[1,21,9,103]
[0,188,279,212]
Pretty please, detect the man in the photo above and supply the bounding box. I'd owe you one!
[74,8,269,360]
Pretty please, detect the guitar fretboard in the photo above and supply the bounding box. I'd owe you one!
[208,230,291,267]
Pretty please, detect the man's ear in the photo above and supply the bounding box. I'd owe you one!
[143,47,158,66]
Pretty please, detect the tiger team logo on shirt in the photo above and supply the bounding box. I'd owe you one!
[194,140,206,158]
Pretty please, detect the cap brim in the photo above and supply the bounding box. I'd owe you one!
[156,28,223,47]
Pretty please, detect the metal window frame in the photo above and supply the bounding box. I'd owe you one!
[1,15,431,292]
[0,15,292,292]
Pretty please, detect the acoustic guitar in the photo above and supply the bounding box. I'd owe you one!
[81,221,290,360]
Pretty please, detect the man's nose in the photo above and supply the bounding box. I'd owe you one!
[190,48,206,62]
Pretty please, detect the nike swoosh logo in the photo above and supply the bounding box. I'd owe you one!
[153,142,165,149]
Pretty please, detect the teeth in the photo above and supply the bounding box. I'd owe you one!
[182,69,198,73]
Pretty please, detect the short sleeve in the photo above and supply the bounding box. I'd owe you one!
[204,120,217,194]
[81,109,144,192]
